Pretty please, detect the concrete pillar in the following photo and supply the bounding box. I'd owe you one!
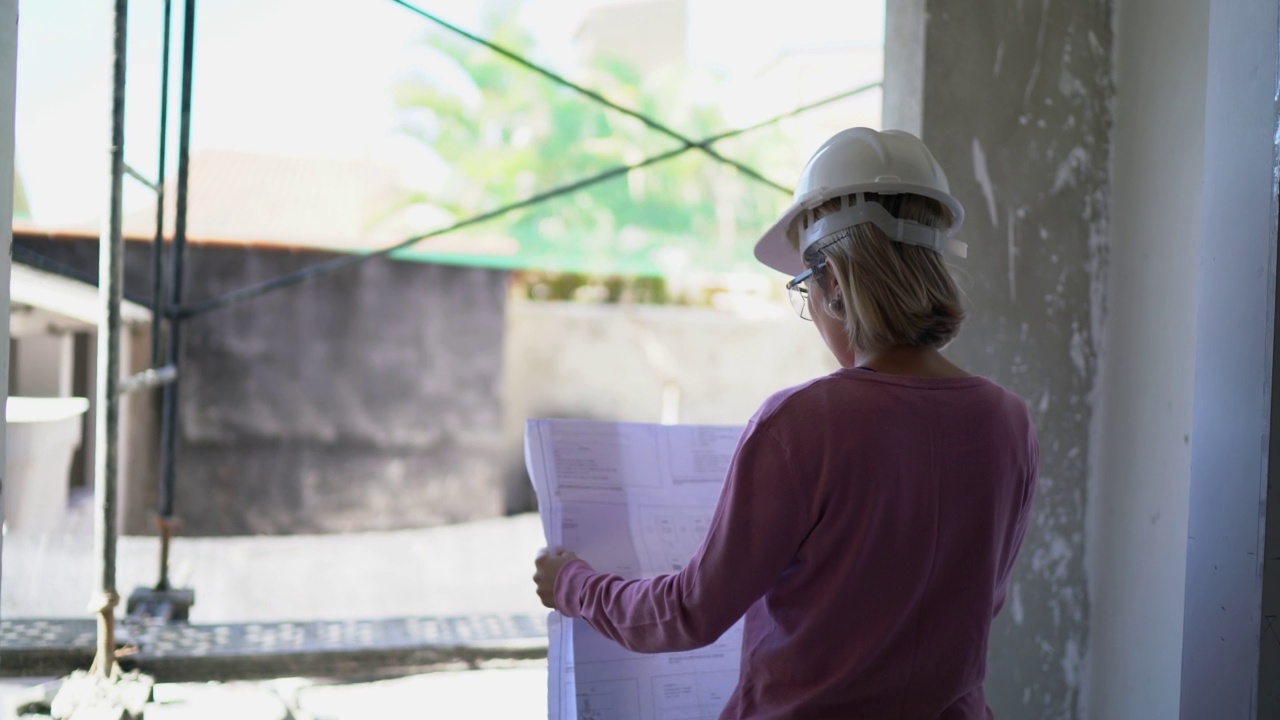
[1264,335,1280,716]
[1088,0,1208,716]
[1089,0,1206,716]
[889,1,1280,717]
[1180,1,1279,717]
[0,0,18,600]
[885,1,1111,717]
[1077,0,1277,716]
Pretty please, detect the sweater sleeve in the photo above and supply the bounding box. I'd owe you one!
[993,418,1040,617]
[553,419,810,654]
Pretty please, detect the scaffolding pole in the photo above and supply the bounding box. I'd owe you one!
[156,0,196,590]
[91,0,129,678]
[150,0,174,369]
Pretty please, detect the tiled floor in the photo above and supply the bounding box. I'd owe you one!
[0,663,549,719]
[1,503,554,716]
[1,613,547,679]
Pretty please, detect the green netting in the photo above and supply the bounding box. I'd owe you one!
[388,227,776,277]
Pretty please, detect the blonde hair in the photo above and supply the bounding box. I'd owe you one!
[792,192,965,353]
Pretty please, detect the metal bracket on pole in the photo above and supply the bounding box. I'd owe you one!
[122,162,159,192]
[119,365,178,394]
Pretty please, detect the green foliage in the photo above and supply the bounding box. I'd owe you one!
[394,9,792,287]
[513,270,673,305]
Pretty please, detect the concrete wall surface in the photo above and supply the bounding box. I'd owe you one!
[0,0,17,585]
[501,299,839,512]
[888,0,1112,716]
[1264,306,1280,718]
[889,1,1280,717]
[16,236,509,535]
[1180,0,1279,717]
[175,248,509,535]
[1087,0,1207,716]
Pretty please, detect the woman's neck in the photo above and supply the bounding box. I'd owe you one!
[853,345,970,378]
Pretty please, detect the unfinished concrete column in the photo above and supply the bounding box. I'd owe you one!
[1180,1,1279,716]
[0,0,17,599]
[886,1,1111,717]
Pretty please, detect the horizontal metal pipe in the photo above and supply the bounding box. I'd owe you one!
[119,364,178,394]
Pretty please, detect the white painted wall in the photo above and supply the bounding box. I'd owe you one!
[1180,0,1278,715]
[11,333,73,396]
[1085,0,1208,716]
[0,0,18,605]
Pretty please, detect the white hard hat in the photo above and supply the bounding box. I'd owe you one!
[753,127,966,276]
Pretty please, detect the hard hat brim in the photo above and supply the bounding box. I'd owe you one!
[752,182,966,276]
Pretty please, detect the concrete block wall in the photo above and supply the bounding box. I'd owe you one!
[16,235,508,535]
[173,246,509,535]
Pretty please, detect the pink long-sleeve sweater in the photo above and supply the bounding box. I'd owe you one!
[554,368,1039,719]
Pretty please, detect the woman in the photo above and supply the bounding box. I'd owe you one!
[534,127,1038,719]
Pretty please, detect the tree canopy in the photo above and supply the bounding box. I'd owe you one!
[392,11,794,288]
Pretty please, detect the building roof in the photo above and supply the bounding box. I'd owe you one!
[119,150,416,251]
[575,0,687,71]
[18,150,520,265]
[9,260,151,337]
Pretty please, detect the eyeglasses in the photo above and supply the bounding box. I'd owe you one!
[786,264,822,320]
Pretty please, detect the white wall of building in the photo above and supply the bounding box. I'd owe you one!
[1089,0,1279,716]
[11,333,74,396]
[1180,0,1278,716]
[1085,0,1208,716]
[0,0,19,582]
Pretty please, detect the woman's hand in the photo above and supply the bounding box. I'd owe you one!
[533,548,580,609]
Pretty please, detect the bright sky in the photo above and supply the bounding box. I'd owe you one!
[15,0,883,227]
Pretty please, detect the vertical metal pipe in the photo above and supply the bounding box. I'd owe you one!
[150,0,173,369]
[151,0,174,591]
[157,0,196,589]
[93,0,129,677]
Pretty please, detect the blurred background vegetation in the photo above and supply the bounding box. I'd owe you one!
[393,7,796,304]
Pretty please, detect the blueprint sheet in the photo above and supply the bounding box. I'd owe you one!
[526,418,747,720]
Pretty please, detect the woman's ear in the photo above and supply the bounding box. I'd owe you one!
[824,270,846,317]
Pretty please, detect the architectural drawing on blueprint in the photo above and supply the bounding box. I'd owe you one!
[570,626,743,720]
[652,670,739,720]
[634,505,714,573]
[527,419,747,720]
[662,425,741,484]
[574,679,642,720]
[549,422,664,490]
